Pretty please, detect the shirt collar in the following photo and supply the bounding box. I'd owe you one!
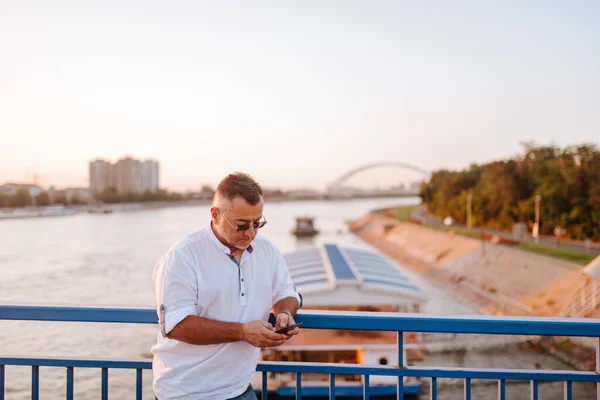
[208,222,253,255]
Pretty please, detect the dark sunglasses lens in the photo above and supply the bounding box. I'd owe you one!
[236,224,250,232]
[236,219,266,231]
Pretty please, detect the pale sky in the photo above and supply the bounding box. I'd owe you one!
[1,1,598,191]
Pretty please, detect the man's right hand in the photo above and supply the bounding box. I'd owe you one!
[241,320,289,348]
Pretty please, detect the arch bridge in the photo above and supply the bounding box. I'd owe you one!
[326,162,431,196]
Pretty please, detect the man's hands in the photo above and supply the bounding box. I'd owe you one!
[241,313,300,348]
[241,320,289,348]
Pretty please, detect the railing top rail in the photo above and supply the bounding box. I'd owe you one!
[1,305,599,337]
[0,305,158,324]
[0,356,152,369]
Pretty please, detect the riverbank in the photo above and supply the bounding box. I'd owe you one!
[349,211,597,370]
[1,195,423,221]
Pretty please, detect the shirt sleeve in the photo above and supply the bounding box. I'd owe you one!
[153,249,198,336]
[271,246,302,307]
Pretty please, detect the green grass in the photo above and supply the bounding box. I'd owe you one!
[431,225,594,264]
[513,242,595,265]
[423,223,593,264]
[377,205,418,220]
[377,205,595,265]
[426,224,484,240]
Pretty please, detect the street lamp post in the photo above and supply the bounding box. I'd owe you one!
[467,192,473,232]
[534,195,541,244]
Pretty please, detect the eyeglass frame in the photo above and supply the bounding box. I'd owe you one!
[219,210,267,232]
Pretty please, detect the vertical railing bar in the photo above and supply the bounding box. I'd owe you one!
[296,372,302,400]
[564,381,572,400]
[597,337,600,400]
[430,377,437,400]
[66,367,74,400]
[498,379,506,400]
[329,374,335,400]
[101,368,108,400]
[530,380,538,400]
[136,368,142,400]
[363,374,370,400]
[397,331,404,400]
[464,378,471,400]
[32,365,39,400]
[262,371,268,400]
[0,365,4,400]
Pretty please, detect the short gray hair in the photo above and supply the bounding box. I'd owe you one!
[213,172,263,209]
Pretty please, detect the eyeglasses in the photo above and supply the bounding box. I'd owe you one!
[222,212,267,232]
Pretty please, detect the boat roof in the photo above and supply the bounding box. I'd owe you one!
[285,243,427,306]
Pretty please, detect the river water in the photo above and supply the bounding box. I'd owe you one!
[0,197,593,399]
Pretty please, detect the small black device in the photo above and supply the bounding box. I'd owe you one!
[275,322,303,334]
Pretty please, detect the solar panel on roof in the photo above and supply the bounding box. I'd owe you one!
[284,244,425,302]
[324,244,358,281]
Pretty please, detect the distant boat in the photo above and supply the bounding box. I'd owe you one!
[88,206,113,214]
[0,205,76,220]
[291,216,319,237]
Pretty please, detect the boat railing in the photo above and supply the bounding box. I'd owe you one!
[0,305,599,400]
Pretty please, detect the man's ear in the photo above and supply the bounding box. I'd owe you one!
[210,206,219,222]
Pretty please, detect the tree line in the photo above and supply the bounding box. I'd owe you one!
[419,143,600,241]
[0,184,291,208]
[0,188,199,208]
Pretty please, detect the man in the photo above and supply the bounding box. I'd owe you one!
[152,172,301,400]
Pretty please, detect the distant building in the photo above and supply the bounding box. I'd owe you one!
[89,159,112,193]
[114,157,139,194]
[286,189,322,200]
[64,188,92,204]
[336,186,364,198]
[0,183,45,198]
[409,181,423,191]
[89,157,159,195]
[47,186,59,204]
[142,160,159,192]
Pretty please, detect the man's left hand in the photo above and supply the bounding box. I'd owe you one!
[275,312,300,336]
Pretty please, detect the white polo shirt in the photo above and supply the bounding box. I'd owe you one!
[151,224,300,400]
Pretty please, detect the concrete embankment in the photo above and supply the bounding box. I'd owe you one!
[349,212,586,316]
[349,212,596,370]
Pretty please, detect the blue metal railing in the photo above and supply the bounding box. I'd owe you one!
[1,305,599,399]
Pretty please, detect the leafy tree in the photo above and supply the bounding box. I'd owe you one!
[53,192,68,205]
[0,193,9,207]
[420,143,600,241]
[11,188,32,207]
[35,192,50,206]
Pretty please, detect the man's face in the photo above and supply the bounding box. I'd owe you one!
[214,197,264,250]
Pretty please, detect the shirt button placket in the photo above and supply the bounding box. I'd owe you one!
[240,272,246,305]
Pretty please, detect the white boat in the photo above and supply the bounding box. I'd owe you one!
[0,205,77,220]
[254,243,428,397]
[88,206,114,214]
